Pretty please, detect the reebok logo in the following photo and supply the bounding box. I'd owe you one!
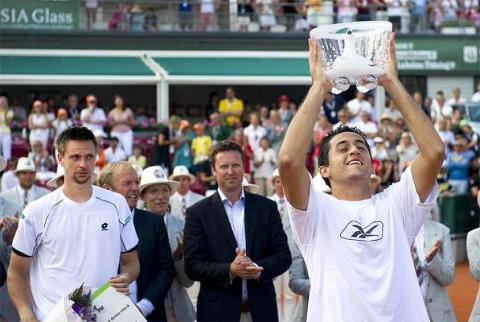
[340,220,384,242]
[101,223,108,231]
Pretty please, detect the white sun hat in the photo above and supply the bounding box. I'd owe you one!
[0,156,6,172]
[169,165,196,183]
[268,168,280,189]
[140,166,178,193]
[242,177,260,194]
[14,157,36,173]
[47,165,65,189]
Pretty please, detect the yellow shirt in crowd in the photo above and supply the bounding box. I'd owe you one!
[191,135,212,164]
[218,98,244,126]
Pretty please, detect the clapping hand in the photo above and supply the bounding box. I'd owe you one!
[230,248,263,280]
[2,212,19,245]
[426,239,442,263]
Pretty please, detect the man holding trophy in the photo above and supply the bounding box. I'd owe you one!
[279,33,445,321]
[7,126,140,322]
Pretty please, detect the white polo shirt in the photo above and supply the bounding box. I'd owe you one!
[12,185,138,321]
[287,167,438,322]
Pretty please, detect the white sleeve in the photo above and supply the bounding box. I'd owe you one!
[118,199,138,253]
[383,166,438,245]
[286,175,320,247]
[12,206,41,257]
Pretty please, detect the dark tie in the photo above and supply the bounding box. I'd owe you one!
[182,197,187,218]
[411,245,423,285]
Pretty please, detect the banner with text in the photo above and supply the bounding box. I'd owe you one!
[396,37,480,74]
[0,0,79,30]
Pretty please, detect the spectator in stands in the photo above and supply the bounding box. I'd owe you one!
[144,7,158,31]
[191,123,212,170]
[1,158,18,192]
[445,137,475,194]
[447,87,467,106]
[385,0,409,32]
[0,96,13,161]
[347,91,373,123]
[396,131,418,175]
[9,97,27,124]
[85,0,98,30]
[169,165,204,220]
[232,128,254,176]
[93,129,107,172]
[244,112,267,151]
[28,99,50,151]
[378,113,396,147]
[198,146,217,196]
[353,110,378,147]
[424,96,433,118]
[378,156,398,188]
[412,218,456,322]
[467,227,480,322]
[105,136,127,164]
[128,146,147,171]
[151,117,178,173]
[200,0,216,31]
[413,91,429,116]
[139,166,196,322]
[173,120,194,169]
[356,0,373,21]
[206,112,230,144]
[80,94,106,132]
[108,3,126,30]
[437,117,455,153]
[278,95,293,128]
[322,92,345,125]
[384,97,403,122]
[333,108,352,129]
[28,141,55,181]
[372,137,391,161]
[410,0,428,32]
[259,106,270,128]
[129,4,144,32]
[431,90,454,123]
[108,95,135,156]
[219,87,244,127]
[337,0,358,22]
[450,109,463,133]
[254,137,277,196]
[312,115,332,174]
[0,157,49,210]
[257,0,277,31]
[472,82,480,102]
[66,94,81,123]
[281,0,299,31]
[266,110,287,154]
[52,108,73,140]
[179,1,194,31]
[460,119,479,154]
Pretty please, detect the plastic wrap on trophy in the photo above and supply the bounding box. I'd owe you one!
[309,21,392,94]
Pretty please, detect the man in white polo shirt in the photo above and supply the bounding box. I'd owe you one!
[279,36,445,321]
[7,126,140,322]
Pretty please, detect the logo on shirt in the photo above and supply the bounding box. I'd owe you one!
[101,222,109,231]
[340,220,384,242]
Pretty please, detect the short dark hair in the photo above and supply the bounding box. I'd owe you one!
[317,125,371,187]
[55,126,98,156]
[209,140,244,169]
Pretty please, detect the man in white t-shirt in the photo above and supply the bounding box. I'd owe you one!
[346,91,373,123]
[80,94,107,132]
[279,37,445,322]
[7,126,140,322]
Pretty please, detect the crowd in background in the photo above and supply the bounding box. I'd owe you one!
[81,0,480,33]
[1,83,480,199]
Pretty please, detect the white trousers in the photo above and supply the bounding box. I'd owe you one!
[274,270,299,322]
[0,133,12,160]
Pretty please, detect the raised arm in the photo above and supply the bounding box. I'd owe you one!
[278,39,332,210]
[379,34,444,202]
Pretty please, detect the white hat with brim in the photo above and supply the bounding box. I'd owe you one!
[14,157,36,174]
[169,165,196,183]
[47,165,65,188]
[268,168,280,189]
[140,166,178,193]
[313,174,331,193]
[242,177,260,194]
[0,156,6,172]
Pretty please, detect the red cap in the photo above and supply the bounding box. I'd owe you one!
[278,95,289,103]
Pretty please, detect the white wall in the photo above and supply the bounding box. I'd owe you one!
[427,76,474,100]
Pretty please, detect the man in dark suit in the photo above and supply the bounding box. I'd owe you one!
[97,161,175,322]
[184,141,291,322]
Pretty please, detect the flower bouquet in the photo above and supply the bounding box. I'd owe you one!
[45,283,97,322]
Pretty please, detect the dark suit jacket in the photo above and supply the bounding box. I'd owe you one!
[134,208,175,322]
[184,191,291,322]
